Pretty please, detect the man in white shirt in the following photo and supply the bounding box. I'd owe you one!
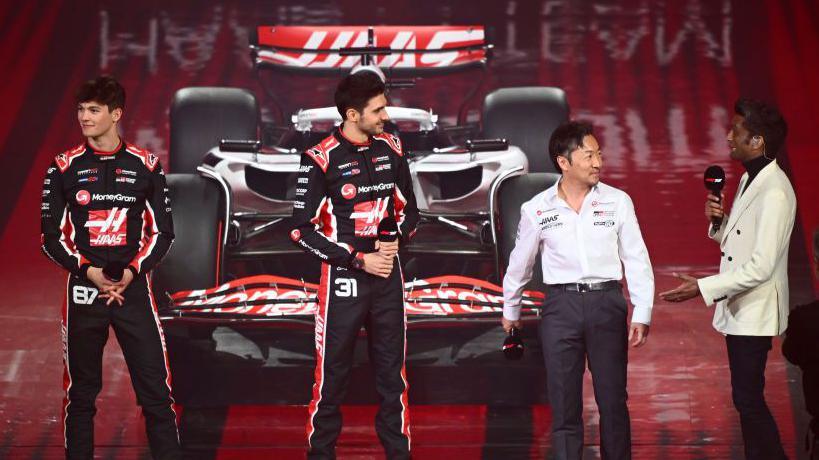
[660,98,792,460]
[502,120,654,460]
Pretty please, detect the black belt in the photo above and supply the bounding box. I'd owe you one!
[547,281,621,293]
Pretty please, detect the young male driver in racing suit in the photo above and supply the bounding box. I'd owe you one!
[290,70,419,459]
[40,76,180,459]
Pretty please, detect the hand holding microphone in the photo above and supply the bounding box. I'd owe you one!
[502,327,524,360]
[375,216,399,258]
[362,217,399,278]
[704,166,726,232]
[103,261,125,283]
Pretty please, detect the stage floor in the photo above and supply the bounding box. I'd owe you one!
[0,270,810,459]
[1,0,817,458]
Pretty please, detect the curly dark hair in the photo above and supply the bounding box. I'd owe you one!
[734,98,788,158]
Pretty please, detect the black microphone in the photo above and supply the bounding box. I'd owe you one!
[103,261,126,282]
[502,327,524,360]
[377,216,399,243]
[704,165,726,232]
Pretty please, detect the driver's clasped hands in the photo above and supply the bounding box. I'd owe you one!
[86,266,134,306]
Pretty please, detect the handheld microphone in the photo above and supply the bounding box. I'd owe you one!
[502,327,524,360]
[103,262,126,283]
[704,165,726,232]
[377,216,399,243]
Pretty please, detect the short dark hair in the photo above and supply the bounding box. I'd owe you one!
[734,98,787,158]
[75,75,126,112]
[548,120,594,171]
[334,71,386,120]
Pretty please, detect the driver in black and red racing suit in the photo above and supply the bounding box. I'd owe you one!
[40,76,180,459]
[290,71,419,459]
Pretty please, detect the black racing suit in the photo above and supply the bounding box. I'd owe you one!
[40,140,180,459]
[290,129,419,459]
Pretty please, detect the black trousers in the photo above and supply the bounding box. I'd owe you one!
[725,335,787,460]
[540,288,631,460]
[306,260,410,460]
[62,274,180,460]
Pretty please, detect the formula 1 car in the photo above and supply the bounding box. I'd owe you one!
[153,26,567,405]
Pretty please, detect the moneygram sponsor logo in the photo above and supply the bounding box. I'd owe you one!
[298,238,329,261]
[92,193,137,203]
[76,190,91,205]
[341,183,357,200]
[357,183,394,194]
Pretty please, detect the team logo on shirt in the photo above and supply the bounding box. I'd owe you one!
[85,207,128,246]
[350,198,390,237]
[75,190,90,206]
[341,183,357,200]
[539,215,559,226]
[538,212,563,230]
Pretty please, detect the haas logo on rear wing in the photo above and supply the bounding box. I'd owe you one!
[251,26,489,73]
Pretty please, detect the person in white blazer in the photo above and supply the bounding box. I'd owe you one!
[660,98,793,460]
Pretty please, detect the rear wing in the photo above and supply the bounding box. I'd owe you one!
[250,26,490,76]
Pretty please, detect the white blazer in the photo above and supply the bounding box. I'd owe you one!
[697,160,796,336]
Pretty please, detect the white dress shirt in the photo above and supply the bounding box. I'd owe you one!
[502,180,655,324]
